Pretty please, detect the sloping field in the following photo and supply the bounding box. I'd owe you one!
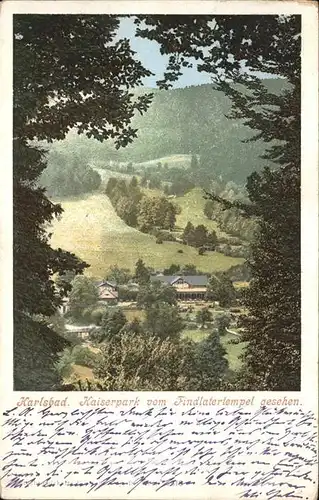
[135,154,191,170]
[50,193,243,279]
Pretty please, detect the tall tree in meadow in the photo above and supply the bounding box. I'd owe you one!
[134,258,151,285]
[182,221,195,244]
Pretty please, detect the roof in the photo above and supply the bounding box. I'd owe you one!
[151,275,208,286]
[97,280,117,288]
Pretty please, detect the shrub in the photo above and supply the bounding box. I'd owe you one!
[152,229,176,242]
[198,247,205,255]
[228,338,241,345]
[161,231,176,242]
[184,322,197,330]
[91,307,107,325]
[214,314,231,335]
[54,349,74,379]
[61,330,82,345]
[156,236,163,244]
[118,287,138,302]
[92,332,200,390]
[177,249,183,253]
[82,306,95,323]
[218,236,242,246]
[71,345,97,368]
[55,345,97,382]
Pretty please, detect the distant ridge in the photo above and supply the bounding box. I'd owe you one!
[121,78,287,182]
[45,79,287,184]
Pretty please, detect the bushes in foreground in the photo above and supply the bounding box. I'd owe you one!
[79,329,229,391]
[55,345,98,379]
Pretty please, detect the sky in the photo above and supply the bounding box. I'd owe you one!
[117,17,276,88]
[117,17,213,88]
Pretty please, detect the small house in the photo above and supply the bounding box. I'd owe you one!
[97,281,118,304]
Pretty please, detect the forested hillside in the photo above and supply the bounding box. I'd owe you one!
[119,80,287,182]
[41,80,287,184]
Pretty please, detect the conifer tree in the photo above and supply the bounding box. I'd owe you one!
[134,258,151,285]
[195,331,229,390]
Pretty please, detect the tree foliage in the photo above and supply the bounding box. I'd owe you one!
[105,265,132,285]
[195,331,229,389]
[144,303,184,340]
[90,331,228,391]
[196,307,213,328]
[182,221,217,249]
[55,345,97,379]
[40,150,101,197]
[91,332,194,391]
[68,276,99,320]
[14,15,154,388]
[215,314,231,335]
[137,281,177,309]
[206,273,236,307]
[134,258,151,285]
[15,14,301,391]
[91,308,127,343]
[106,176,178,231]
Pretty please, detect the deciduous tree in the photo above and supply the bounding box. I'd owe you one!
[137,281,177,308]
[134,258,151,285]
[14,14,153,389]
[144,303,183,340]
[91,332,197,391]
[196,307,213,328]
[68,276,99,320]
[106,265,132,285]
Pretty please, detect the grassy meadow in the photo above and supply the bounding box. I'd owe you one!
[50,192,243,278]
[174,188,228,236]
[145,186,226,235]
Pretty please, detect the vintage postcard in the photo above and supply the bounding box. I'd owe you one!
[0,0,318,499]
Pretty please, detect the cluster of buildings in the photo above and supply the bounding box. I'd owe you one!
[97,274,209,304]
[60,274,210,314]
